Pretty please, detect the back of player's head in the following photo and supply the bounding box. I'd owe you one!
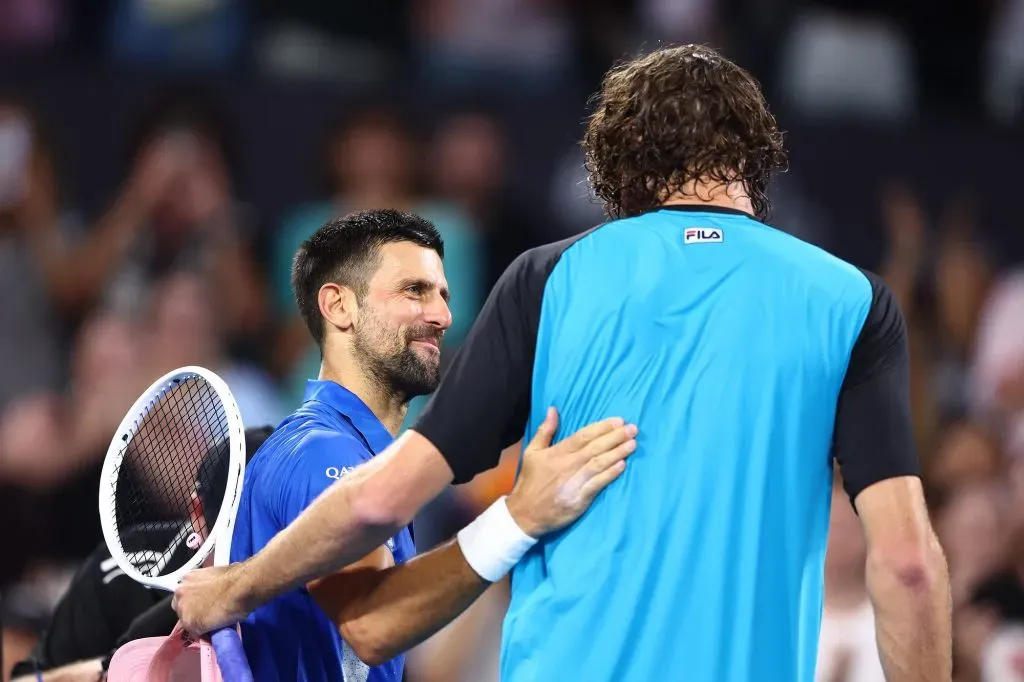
[292,209,445,347]
[581,44,788,222]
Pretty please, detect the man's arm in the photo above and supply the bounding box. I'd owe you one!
[833,272,951,681]
[10,542,163,681]
[308,411,636,665]
[227,429,456,610]
[856,477,950,681]
[174,245,588,635]
[309,542,486,666]
[12,594,180,682]
[171,431,453,635]
[175,408,635,636]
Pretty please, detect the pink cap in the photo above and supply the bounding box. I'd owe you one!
[107,622,224,682]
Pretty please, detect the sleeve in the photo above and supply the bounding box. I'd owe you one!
[272,432,371,527]
[833,272,921,504]
[10,543,159,675]
[412,247,555,484]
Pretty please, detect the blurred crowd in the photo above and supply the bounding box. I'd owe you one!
[2,0,1024,121]
[1,1,1024,681]
[817,185,1024,682]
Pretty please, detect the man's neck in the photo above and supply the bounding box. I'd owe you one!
[318,361,408,437]
[661,181,755,216]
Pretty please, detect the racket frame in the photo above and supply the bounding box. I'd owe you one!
[98,365,246,593]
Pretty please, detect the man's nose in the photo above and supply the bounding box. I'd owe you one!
[424,295,452,330]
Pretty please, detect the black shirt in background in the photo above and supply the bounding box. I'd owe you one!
[10,542,171,678]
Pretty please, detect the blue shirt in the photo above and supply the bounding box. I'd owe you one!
[231,380,416,682]
[414,205,918,681]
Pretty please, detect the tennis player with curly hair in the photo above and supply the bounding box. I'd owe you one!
[176,45,951,682]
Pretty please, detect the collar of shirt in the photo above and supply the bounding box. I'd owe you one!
[302,380,394,454]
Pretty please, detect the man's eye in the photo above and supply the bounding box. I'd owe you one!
[406,285,425,295]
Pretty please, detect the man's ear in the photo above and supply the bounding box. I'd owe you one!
[319,282,358,333]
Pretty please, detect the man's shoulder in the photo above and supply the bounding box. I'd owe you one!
[261,409,365,457]
[249,414,371,482]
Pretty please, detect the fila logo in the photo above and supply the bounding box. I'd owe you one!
[684,228,723,244]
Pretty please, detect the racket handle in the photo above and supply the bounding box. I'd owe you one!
[210,627,253,682]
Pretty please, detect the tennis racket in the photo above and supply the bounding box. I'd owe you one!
[98,366,253,681]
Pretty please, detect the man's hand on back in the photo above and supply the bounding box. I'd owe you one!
[172,408,638,638]
[506,407,638,537]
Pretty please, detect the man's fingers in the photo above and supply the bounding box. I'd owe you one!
[579,437,637,478]
[526,407,559,452]
[575,424,638,462]
[577,459,628,502]
[562,417,625,451]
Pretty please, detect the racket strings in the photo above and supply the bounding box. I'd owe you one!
[110,375,230,576]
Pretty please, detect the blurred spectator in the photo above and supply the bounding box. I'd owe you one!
[429,103,550,288]
[144,271,284,427]
[0,312,142,612]
[937,484,1010,611]
[937,483,1009,680]
[0,101,65,412]
[985,0,1024,123]
[878,184,943,458]
[879,184,928,318]
[635,0,718,47]
[778,5,916,121]
[931,199,994,421]
[934,489,1003,680]
[816,474,884,682]
[0,313,143,489]
[0,98,149,412]
[413,0,573,93]
[104,0,245,70]
[96,94,267,349]
[972,269,1024,461]
[272,106,483,409]
[930,422,1003,497]
[970,526,1024,680]
[253,0,409,83]
[0,0,65,51]
[879,186,996,462]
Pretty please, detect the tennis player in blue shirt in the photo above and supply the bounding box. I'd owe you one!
[177,46,951,681]
[223,210,636,681]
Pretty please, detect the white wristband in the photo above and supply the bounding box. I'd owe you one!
[457,496,538,583]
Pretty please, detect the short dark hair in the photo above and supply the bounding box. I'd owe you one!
[292,209,444,346]
[582,45,788,222]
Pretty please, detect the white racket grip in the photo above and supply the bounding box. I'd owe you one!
[456,496,537,583]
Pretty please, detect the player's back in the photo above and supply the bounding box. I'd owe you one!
[502,206,874,681]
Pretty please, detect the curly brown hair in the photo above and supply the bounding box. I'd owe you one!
[582,45,788,222]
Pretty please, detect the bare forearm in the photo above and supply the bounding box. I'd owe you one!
[868,542,952,681]
[238,473,404,611]
[327,541,489,665]
[238,437,452,612]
